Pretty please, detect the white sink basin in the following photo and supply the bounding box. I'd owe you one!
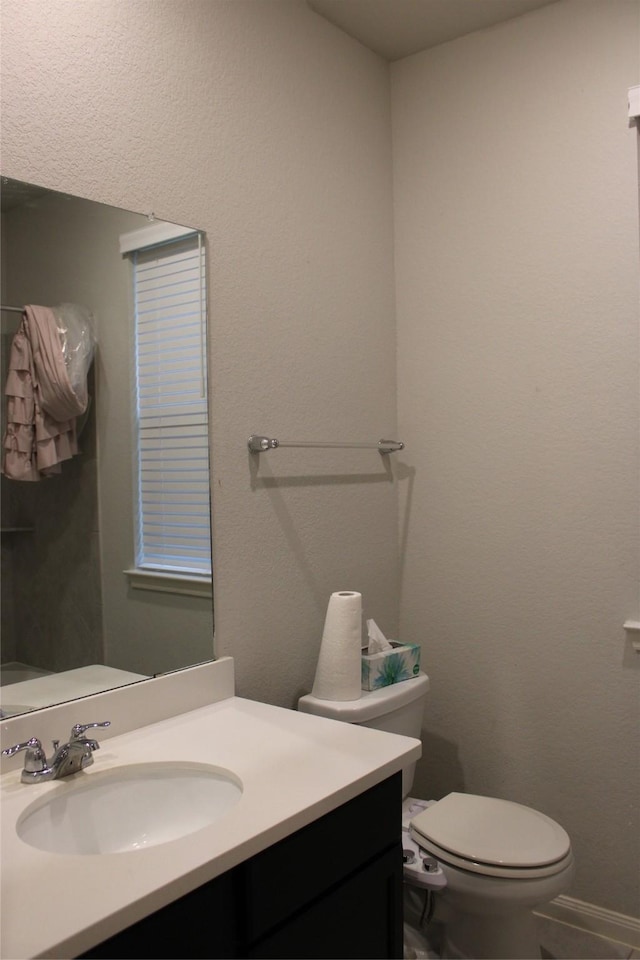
[16,762,243,855]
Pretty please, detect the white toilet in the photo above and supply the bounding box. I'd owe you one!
[298,673,574,960]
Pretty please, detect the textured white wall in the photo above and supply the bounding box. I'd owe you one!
[392,0,639,916]
[0,0,399,707]
[2,0,638,920]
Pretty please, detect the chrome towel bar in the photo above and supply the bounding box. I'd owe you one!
[248,436,404,454]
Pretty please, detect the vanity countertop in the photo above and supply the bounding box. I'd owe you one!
[1,694,421,960]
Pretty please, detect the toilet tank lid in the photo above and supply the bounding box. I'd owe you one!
[298,672,429,723]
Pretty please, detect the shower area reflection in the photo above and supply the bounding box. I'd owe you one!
[0,304,148,717]
[0,181,147,717]
[0,299,106,713]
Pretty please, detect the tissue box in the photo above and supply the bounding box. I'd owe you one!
[361,641,421,691]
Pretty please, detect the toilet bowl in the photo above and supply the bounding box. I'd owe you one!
[298,673,574,960]
[408,792,574,959]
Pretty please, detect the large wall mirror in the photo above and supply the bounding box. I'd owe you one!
[0,177,214,719]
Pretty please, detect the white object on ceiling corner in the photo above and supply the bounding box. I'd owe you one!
[628,85,640,121]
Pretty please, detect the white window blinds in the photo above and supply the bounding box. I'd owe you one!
[126,228,211,576]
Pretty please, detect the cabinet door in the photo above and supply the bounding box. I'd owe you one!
[77,870,238,960]
[246,845,403,960]
[241,774,401,943]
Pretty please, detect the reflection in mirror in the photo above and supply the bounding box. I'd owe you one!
[0,178,214,718]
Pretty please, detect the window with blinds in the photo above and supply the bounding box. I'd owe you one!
[121,223,211,578]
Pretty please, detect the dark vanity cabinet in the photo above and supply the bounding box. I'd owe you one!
[80,773,403,960]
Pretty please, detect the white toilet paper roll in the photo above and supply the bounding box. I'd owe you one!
[311,591,362,701]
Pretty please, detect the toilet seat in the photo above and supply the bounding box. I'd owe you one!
[410,792,572,880]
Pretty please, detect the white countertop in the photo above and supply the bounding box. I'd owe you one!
[0,665,148,718]
[1,694,420,960]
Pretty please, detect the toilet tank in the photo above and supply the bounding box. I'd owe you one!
[298,672,429,797]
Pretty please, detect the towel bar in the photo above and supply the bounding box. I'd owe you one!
[248,435,404,454]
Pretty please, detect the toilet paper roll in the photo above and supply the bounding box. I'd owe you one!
[311,591,362,701]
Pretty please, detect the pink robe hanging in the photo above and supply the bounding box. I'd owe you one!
[2,305,87,481]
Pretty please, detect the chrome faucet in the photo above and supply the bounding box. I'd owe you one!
[1,721,111,783]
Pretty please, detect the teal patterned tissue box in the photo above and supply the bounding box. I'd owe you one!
[361,641,421,690]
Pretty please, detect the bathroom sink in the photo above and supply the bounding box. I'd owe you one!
[16,762,243,855]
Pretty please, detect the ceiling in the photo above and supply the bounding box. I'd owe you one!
[308,0,557,61]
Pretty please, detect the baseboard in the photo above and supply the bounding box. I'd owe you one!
[535,895,640,950]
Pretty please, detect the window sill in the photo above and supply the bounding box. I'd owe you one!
[125,568,213,599]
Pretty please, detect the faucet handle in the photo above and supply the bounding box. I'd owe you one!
[70,721,111,741]
[1,737,47,772]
